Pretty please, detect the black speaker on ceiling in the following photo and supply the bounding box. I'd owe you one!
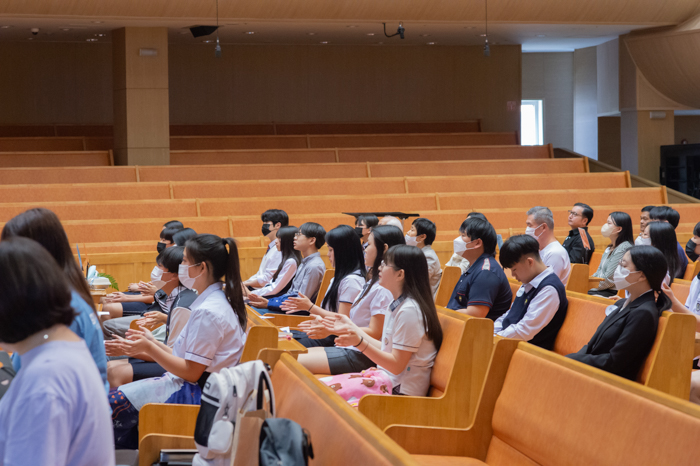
[189,26,219,38]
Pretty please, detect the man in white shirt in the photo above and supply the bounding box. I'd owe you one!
[525,205,571,285]
[405,218,442,296]
[379,215,404,232]
[243,209,287,289]
[495,235,568,350]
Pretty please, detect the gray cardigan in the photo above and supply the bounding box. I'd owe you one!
[592,241,633,290]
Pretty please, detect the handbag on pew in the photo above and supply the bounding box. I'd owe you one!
[192,360,275,466]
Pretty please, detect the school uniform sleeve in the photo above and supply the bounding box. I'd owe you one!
[166,307,192,348]
[466,270,502,308]
[370,286,394,317]
[252,259,297,297]
[338,275,364,304]
[179,308,225,367]
[252,248,283,287]
[3,394,72,466]
[495,286,560,341]
[391,302,424,353]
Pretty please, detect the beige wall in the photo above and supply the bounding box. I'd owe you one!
[0,42,522,131]
[522,52,574,150]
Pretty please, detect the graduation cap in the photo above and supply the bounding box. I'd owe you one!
[343,212,420,221]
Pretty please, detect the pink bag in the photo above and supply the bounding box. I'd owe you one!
[320,369,393,407]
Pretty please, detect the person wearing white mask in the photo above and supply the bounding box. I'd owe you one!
[104,246,198,388]
[406,218,442,296]
[525,206,571,285]
[568,246,671,380]
[109,233,247,450]
[445,218,512,320]
[589,212,635,297]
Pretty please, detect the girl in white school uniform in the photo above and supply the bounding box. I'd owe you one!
[326,245,444,396]
[110,234,247,450]
[297,225,404,374]
[251,226,301,298]
[281,225,366,347]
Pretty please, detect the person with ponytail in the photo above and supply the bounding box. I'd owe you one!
[108,234,247,450]
[324,245,443,397]
[643,221,679,285]
[1,208,108,393]
[250,225,301,298]
[281,225,366,347]
[297,225,403,374]
[568,246,670,380]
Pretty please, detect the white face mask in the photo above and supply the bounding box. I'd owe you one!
[453,236,467,256]
[150,266,167,290]
[612,265,643,290]
[178,263,202,290]
[601,223,616,238]
[405,234,418,247]
[635,236,652,246]
[525,224,545,239]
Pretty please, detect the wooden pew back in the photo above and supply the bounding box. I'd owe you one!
[672,279,692,304]
[0,150,111,167]
[435,266,461,307]
[551,291,609,355]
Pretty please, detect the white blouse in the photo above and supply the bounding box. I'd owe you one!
[252,258,298,297]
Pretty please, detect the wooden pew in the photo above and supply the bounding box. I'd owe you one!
[0,165,138,185]
[565,263,590,295]
[0,150,112,168]
[275,120,481,135]
[684,261,700,281]
[358,307,493,430]
[385,341,700,464]
[435,266,461,307]
[672,279,692,305]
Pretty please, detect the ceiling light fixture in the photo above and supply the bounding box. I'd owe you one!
[244,31,255,35]
[383,22,405,40]
[86,38,98,42]
[214,0,222,58]
[427,42,436,45]
[95,33,106,37]
[483,0,490,57]
[0,26,12,29]
[320,41,329,44]
[307,32,316,35]
[366,33,375,36]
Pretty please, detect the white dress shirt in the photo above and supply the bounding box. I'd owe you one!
[540,240,571,285]
[493,267,561,341]
[248,242,282,287]
[252,258,298,297]
[421,245,443,296]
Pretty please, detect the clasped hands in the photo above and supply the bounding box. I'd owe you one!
[104,326,157,357]
[297,313,362,346]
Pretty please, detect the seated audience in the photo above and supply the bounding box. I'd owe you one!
[649,205,688,278]
[0,237,114,465]
[172,227,197,247]
[379,215,404,232]
[105,246,198,388]
[249,222,327,313]
[446,218,512,320]
[637,206,654,243]
[355,214,379,248]
[163,220,184,231]
[280,225,366,347]
[251,226,302,298]
[110,234,247,449]
[243,209,287,290]
[659,222,700,330]
[525,206,571,285]
[325,245,443,396]
[569,246,670,380]
[589,212,634,297]
[562,202,596,264]
[297,225,403,374]
[496,235,568,350]
[2,207,108,393]
[158,225,181,253]
[446,212,488,273]
[406,218,442,295]
[644,221,680,285]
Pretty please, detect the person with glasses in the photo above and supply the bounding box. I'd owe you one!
[562,203,596,264]
[248,222,327,314]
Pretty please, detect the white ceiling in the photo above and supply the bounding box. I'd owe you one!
[0,18,656,52]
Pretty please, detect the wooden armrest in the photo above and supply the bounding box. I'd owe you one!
[240,325,279,363]
[588,277,604,289]
[358,394,448,432]
[265,314,315,328]
[384,424,485,458]
[138,403,199,441]
[258,348,300,369]
[138,434,196,466]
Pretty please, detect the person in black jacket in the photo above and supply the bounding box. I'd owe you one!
[567,245,670,380]
[562,203,595,264]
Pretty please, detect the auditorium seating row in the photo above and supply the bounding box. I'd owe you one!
[0,121,483,138]
[0,131,517,153]
[0,143,550,168]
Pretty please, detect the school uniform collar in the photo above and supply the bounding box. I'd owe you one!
[301,251,320,264]
[523,267,553,292]
[190,282,224,307]
[389,294,407,312]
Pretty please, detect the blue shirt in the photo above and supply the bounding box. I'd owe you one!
[677,242,689,279]
[0,341,114,466]
[12,291,109,394]
[446,253,513,321]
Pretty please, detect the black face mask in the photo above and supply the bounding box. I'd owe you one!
[157,242,166,253]
[262,224,272,236]
[354,227,364,238]
[686,238,699,262]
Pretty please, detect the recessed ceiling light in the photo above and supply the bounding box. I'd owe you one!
[536,34,546,38]
[27,37,33,41]
[320,41,329,44]
[480,33,487,37]
[92,21,103,24]
[346,25,359,28]
[420,34,431,37]
[95,33,106,37]
[0,26,12,29]
[307,32,316,35]
[427,42,436,45]
[202,39,213,43]
[61,28,71,31]
[366,33,375,36]
[86,38,98,42]
[244,31,255,35]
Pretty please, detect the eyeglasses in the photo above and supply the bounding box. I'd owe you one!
[380,260,401,271]
[567,210,582,218]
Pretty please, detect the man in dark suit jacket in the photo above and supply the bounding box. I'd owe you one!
[567,291,664,380]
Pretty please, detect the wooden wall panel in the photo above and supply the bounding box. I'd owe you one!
[598,116,622,169]
[675,115,700,144]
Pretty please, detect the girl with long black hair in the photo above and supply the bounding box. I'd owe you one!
[251,225,302,298]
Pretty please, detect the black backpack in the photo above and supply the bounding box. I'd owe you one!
[259,418,314,466]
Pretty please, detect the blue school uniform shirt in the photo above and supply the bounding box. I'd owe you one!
[12,290,109,394]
